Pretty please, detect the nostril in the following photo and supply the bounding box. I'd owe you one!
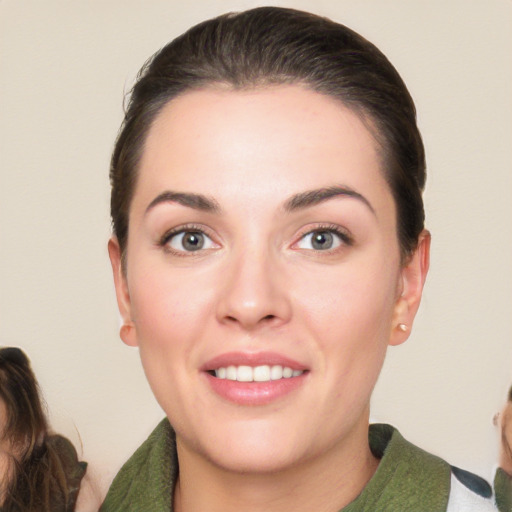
[224,314,276,325]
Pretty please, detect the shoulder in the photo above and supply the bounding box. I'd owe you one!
[362,423,451,510]
[360,424,498,511]
[100,419,177,512]
[46,434,88,509]
[494,468,512,512]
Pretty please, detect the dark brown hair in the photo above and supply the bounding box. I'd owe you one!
[110,7,425,261]
[0,347,86,511]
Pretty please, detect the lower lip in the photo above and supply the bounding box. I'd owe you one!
[204,372,307,406]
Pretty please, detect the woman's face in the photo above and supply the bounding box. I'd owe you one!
[110,85,428,473]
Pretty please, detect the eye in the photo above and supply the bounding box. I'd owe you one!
[295,228,350,251]
[165,230,216,252]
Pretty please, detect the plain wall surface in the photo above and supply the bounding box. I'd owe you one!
[1,0,511,496]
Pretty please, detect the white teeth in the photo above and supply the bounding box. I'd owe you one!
[253,365,270,382]
[213,365,304,382]
[270,365,283,380]
[237,365,253,382]
[226,366,237,380]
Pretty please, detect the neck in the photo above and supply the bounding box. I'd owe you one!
[174,422,378,512]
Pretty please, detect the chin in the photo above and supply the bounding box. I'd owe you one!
[178,417,312,475]
[205,440,303,474]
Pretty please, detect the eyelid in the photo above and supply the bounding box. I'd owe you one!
[159,223,220,253]
[291,223,354,250]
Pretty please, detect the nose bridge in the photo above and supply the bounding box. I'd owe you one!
[216,238,291,329]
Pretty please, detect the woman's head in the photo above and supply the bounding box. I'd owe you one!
[0,347,87,511]
[0,348,47,464]
[108,6,430,476]
[110,6,425,264]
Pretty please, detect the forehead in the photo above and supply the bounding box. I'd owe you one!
[134,85,393,216]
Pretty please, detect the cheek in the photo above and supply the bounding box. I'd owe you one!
[504,407,512,441]
[127,265,214,415]
[127,258,217,383]
[296,257,399,348]
[293,256,399,405]
[129,255,211,335]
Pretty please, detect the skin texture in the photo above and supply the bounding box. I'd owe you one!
[109,85,430,512]
[75,470,103,512]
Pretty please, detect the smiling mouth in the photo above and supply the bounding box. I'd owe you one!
[209,365,305,382]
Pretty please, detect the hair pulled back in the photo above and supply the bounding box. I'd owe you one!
[0,347,86,511]
[111,7,425,261]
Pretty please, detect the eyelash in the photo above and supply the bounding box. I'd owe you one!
[158,224,217,255]
[158,223,353,256]
[294,224,354,251]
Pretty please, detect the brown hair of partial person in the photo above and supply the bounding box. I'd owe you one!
[0,347,85,511]
[110,6,425,266]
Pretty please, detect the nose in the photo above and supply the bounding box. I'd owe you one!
[215,247,292,331]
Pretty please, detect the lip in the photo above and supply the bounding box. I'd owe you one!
[201,351,309,406]
[201,351,308,372]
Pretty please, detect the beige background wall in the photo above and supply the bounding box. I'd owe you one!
[1,0,511,496]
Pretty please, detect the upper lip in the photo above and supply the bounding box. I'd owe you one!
[201,351,308,372]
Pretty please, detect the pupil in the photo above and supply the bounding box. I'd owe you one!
[312,231,333,250]
[183,232,204,251]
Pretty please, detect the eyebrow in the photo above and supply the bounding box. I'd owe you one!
[145,191,221,215]
[145,185,374,216]
[283,185,375,215]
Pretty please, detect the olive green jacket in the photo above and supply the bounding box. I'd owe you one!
[101,420,508,511]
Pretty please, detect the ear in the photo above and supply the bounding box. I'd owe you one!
[108,236,138,347]
[389,230,431,346]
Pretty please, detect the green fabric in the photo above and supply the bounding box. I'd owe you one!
[101,420,452,511]
[495,468,512,512]
[101,419,177,512]
[344,424,450,511]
